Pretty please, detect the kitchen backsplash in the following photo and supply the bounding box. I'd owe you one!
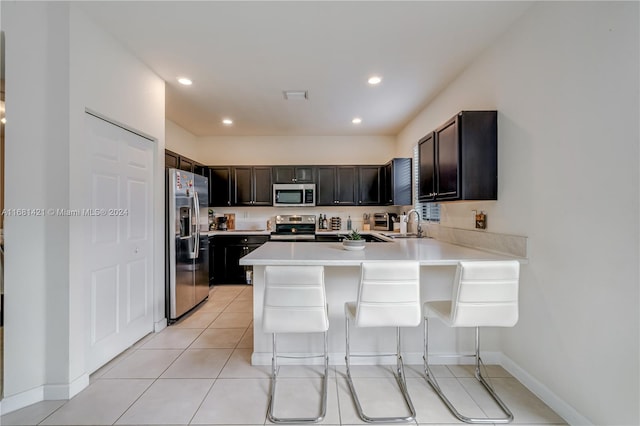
[208,206,403,232]
[424,223,527,258]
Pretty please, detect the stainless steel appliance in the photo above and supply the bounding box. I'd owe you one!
[270,214,317,241]
[216,216,228,231]
[373,212,398,231]
[166,169,209,322]
[273,183,316,207]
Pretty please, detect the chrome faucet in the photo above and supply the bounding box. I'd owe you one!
[406,209,423,238]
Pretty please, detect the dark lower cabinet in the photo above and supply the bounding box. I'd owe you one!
[211,235,268,284]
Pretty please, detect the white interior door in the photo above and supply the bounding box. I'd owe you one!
[84,113,155,373]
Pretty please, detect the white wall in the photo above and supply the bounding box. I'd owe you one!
[68,4,166,385]
[1,1,165,412]
[397,2,639,425]
[197,135,396,165]
[2,1,70,403]
[166,119,200,161]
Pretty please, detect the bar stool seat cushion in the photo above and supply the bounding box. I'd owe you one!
[348,261,421,328]
[263,265,328,334]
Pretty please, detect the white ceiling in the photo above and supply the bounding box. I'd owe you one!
[77,1,533,137]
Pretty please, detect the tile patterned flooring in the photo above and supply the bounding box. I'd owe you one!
[1,285,567,425]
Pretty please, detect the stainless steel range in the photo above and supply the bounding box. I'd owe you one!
[270,214,316,241]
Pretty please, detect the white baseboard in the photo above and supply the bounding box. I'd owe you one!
[500,354,592,426]
[154,318,167,332]
[0,385,45,415]
[43,374,89,400]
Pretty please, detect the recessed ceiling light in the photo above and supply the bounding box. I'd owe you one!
[177,77,193,86]
[222,118,233,126]
[367,76,382,85]
[352,117,362,124]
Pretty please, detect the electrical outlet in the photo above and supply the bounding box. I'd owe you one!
[474,211,487,229]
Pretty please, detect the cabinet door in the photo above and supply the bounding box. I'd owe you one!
[193,163,207,177]
[224,245,248,284]
[209,167,231,207]
[295,166,315,183]
[212,243,226,284]
[435,117,459,200]
[358,166,382,205]
[208,237,216,284]
[165,150,180,169]
[252,167,273,205]
[383,162,393,205]
[232,167,253,206]
[418,133,436,201]
[316,167,337,206]
[273,166,296,183]
[178,156,194,173]
[336,166,357,205]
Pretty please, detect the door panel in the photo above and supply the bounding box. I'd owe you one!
[91,266,119,344]
[126,259,148,324]
[85,113,155,373]
[436,119,459,198]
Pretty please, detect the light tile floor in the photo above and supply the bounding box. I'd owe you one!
[1,285,567,426]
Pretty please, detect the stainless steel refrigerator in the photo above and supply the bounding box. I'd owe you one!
[166,168,209,322]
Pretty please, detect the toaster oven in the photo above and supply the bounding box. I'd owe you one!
[373,212,398,231]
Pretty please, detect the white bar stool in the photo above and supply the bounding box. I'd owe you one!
[423,260,520,424]
[263,265,329,424]
[344,261,421,423]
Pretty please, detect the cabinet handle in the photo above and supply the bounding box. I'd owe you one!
[359,200,362,204]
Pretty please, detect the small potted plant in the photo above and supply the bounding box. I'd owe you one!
[342,229,366,251]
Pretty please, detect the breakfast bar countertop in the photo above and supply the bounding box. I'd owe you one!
[239,238,526,267]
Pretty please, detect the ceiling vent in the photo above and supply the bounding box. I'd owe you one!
[283,90,308,101]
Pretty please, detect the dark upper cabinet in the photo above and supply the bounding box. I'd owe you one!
[253,167,273,205]
[178,156,194,173]
[193,162,207,177]
[273,166,315,183]
[358,166,383,206]
[232,166,273,206]
[209,167,232,207]
[165,149,206,176]
[418,133,436,201]
[384,158,412,206]
[317,166,358,206]
[418,111,497,202]
[165,150,180,169]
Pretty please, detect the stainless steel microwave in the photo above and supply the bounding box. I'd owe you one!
[273,183,316,207]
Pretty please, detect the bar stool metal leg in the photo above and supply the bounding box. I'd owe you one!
[267,332,329,424]
[423,318,514,424]
[345,317,417,423]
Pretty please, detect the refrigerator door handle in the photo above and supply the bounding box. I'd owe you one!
[193,191,200,259]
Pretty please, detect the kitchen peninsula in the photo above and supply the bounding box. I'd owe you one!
[240,237,525,366]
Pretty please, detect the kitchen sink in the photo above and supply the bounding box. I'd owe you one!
[382,233,423,239]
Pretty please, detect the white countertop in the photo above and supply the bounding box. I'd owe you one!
[202,230,271,236]
[239,238,525,266]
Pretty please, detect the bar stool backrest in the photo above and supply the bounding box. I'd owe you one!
[355,261,421,328]
[450,260,520,328]
[263,265,328,333]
